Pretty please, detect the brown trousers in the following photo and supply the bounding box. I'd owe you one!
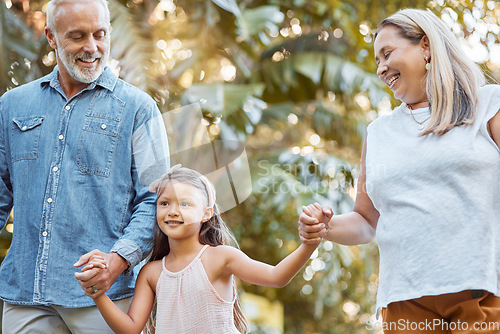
[381,290,500,334]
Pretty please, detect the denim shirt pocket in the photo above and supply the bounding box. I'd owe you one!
[11,116,45,162]
[76,94,125,177]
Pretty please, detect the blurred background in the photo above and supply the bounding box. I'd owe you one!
[1,0,499,332]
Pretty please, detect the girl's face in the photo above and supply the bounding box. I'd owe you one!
[374,25,430,109]
[156,180,213,240]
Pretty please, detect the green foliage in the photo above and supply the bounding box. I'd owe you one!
[108,0,158,96]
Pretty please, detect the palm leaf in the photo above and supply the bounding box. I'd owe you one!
[108,0,157,96]
[238,6,284,43]
[182,83,266,140]
[0,2,37,92]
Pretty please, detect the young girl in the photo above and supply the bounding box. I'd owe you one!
[77,165,328,333]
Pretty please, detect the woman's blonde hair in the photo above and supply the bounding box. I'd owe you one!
[376,8,485,135]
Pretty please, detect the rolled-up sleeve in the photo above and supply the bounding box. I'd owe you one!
[0,98,13,229]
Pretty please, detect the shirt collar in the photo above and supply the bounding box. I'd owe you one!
[40,65,118,92]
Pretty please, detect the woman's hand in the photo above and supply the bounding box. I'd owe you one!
[298,203,333,245]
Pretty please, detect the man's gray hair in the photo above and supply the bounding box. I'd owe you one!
[46,0,110,31]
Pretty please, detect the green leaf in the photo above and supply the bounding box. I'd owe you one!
[293,53,324,84]
[182,83,265,115]
[239,6,284,37]
[108,0,156,95]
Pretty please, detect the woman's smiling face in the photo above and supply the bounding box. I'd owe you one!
[374,25,430,109]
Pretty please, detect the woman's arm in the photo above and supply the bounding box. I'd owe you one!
[488,109,500,149]
[299,140,379,245]
[77,262,159,334]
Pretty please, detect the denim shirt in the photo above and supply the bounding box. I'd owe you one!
[0,66,169,307]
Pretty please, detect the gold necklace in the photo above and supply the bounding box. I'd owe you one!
[407,104,430,130]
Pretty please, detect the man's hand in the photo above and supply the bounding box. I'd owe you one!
[74,250,129,298]
[299,203,333,245]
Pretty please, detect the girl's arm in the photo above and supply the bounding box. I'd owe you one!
[76,261,158,334]
[219,242,318,289]
[299,140,379,245]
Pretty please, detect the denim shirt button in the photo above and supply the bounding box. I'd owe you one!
[101,123,107,130]
[52,167,58,172]
[65,105,70,110]
[22,126,27,131]
[42,231,48,237]
[58,135,64,140]
[47,198,53,203]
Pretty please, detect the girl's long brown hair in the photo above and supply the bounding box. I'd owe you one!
[145,166,249,334]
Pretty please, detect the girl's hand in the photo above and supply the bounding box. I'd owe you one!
[76,255,109,298]
[307,203,333,225]
[299,203,333,244]
[74,250,129,299]
[81,255,108,272]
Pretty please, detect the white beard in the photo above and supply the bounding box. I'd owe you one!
[56,38,109,84]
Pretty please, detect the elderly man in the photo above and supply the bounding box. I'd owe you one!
[0,0,169,332]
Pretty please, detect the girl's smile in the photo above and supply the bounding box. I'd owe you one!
[156,180,212,239]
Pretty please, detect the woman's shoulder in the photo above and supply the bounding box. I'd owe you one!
[477,84,500,120]
[479,84,500,104]
[479,83,500,93]
[367,104,404,132]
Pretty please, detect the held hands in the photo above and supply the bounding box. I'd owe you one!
[74,250,128,299]
[82,255,108,271]
[299,203,333,245]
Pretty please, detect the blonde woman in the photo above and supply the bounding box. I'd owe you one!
[299,8,500,333]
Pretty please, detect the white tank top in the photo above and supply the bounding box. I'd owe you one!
[155,245,239,333]
[366,84,500,311]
